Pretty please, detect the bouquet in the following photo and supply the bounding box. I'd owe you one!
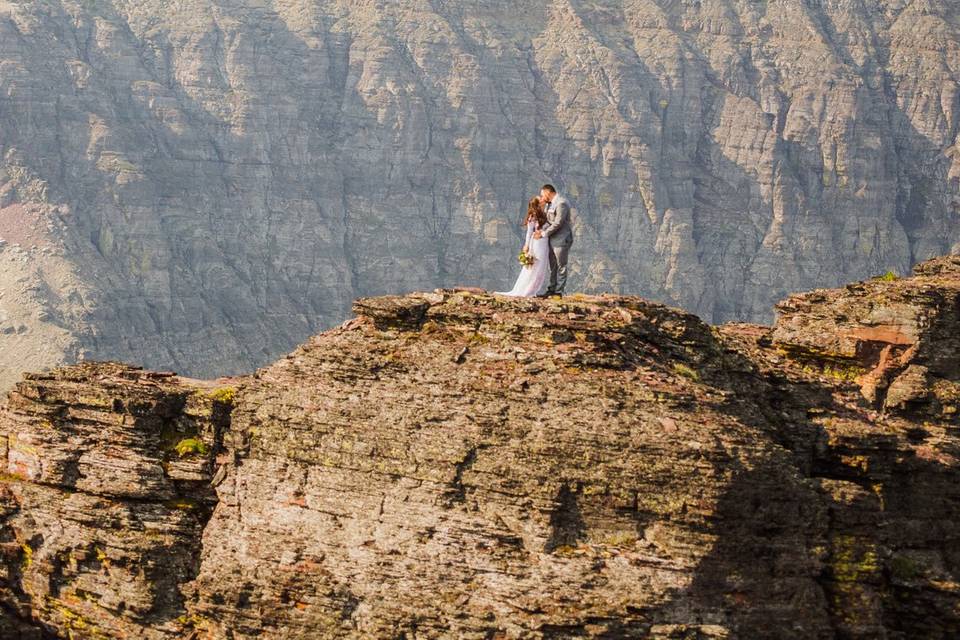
[518,248,535,269]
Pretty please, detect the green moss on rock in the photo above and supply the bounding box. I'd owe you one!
[174,438,208,457]
[207,386,237,405]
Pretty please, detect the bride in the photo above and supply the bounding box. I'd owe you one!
[496,196,550,297]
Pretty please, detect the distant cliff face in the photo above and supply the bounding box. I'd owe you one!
[0,256,959,638]
[1,0,959,389]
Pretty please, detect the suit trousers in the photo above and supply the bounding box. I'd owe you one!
[547,240,571,294]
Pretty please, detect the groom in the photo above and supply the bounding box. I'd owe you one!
[533,184,573,298]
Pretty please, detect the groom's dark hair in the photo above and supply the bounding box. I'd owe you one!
[541,184,556,193]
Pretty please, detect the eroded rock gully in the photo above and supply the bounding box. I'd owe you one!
[1,255,960,639]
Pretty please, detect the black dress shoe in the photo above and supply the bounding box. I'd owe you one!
[535,291,553,298]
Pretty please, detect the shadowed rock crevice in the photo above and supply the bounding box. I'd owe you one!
[544,483,587,553]
[443,444,486,507]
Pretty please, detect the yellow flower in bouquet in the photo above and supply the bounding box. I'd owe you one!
[518,248,535,268]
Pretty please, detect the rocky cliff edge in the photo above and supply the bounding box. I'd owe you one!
[1,256,960,639]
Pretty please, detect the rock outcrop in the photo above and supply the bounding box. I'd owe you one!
[2,0,960,392]
[0,364,237,639]
[0,256,959,638]
[769,255,960,418]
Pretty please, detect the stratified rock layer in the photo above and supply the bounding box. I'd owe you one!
[2,0,960,392]
[191,291,826,639]
[0,364,237,639]
[1,256,960,638]
[770,255,960,418]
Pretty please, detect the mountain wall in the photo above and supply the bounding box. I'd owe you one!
[1,0,959,391]
[0,255,959,638]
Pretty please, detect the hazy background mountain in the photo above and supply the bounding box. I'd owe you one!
[1,0,958,391]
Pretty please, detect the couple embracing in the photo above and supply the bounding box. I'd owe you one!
[496,184,574,299]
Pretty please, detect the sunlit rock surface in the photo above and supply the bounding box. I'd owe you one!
[0,256,959,637]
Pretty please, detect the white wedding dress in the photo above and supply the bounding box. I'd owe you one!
[495,219,550,297]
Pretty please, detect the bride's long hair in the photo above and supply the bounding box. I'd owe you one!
[523,196,547,228]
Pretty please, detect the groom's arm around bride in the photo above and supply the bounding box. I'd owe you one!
[539,200,568,240]
[534,189,572,244]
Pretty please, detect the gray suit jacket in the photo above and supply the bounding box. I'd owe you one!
[542,195,574,245]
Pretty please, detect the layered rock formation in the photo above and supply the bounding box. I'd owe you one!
[2,0,960,392]
[0,363,235,639]
[0,255,959,638]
